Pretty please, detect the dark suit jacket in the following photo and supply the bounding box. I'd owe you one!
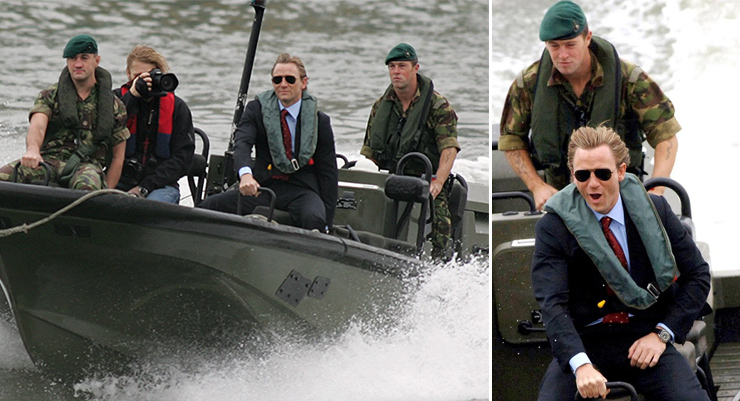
[233,98,338,226]
[532,194,711,372]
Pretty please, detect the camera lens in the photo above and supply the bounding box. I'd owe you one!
[159,74,179,92]
[146,68,179,96]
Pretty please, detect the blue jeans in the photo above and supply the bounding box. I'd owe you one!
[146,185,180,204]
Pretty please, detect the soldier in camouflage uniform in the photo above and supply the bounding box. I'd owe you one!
[0,34,129,190]
[499,0,680,210]
[361,43,460,260]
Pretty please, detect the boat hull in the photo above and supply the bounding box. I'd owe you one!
[0,181,420,380]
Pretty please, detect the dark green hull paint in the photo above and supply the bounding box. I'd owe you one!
[0,168,490,382]
[0,174,485,381]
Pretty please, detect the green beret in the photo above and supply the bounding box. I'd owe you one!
[539,1,587,41]
[63,34,98,58]
[385,43,417,65]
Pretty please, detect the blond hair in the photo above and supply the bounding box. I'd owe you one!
[567,125,630,171]
[126,45,169,73]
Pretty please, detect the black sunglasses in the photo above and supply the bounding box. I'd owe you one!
[272,75,297,85]
[573,168,614,183]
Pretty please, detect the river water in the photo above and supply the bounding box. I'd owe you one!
[0,0,490,400]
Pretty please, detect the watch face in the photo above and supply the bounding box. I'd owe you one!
[658,330,671,343]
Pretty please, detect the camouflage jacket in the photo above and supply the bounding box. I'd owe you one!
[30,82,129,167]
[499,51,681,153]
[362,75,459,173]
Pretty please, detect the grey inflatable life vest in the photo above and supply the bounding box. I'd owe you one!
[544,173,679,309]
[255,90,318,174]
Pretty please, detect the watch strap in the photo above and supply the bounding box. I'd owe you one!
[653,327,672,344]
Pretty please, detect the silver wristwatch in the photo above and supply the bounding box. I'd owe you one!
[654,327,672,344]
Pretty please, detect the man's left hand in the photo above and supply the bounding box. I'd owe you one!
[628,332,667,369]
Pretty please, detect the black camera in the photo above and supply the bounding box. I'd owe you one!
[122,158,144,181]
[147,68,179,97]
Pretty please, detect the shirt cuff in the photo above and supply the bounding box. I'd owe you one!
[657,323,676,343]
[238,166,253,177]
[570,352,592,374]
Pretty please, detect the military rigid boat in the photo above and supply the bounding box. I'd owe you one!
[0,161,488,381]
[0,0,489,382]
[491,130,740,401]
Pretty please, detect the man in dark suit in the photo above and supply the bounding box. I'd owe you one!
[532,125,710,400]
[198,53,337,232]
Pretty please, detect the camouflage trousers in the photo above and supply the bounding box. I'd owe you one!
[0,158,106,190]
[430,189,452,259]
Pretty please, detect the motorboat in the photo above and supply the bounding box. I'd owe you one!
[0,0,490,383]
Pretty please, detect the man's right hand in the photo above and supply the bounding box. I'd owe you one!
[20,149,43,169]
[239,173,260,197]
[503,149,558,210]
[532,181,559,210]
[575,364,610,399]
[130,72,152,98]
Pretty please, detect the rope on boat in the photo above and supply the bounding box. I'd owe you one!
[0,189,129,238]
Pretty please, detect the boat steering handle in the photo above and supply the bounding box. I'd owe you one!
[395,152,433,184]
[336,154,357,169]
[491,191,541,215]
[643,177,691,219]
[237,187,276,222]
[574,381,638,401]
[12,161,52,186]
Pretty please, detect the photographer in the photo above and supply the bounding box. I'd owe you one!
[114,45,194,203]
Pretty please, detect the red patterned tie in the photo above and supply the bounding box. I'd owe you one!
[280,109,293,160]
[601,216,628,271]
[601,216,630,324]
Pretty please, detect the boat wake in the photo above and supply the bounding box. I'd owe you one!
[71,257,491,401]
[0,309,34,371]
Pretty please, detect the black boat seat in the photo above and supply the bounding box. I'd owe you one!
[676,341,698,372]
[687,320,708,359]
[385,174,430,253]
[187,127,210,206]
[384,174,429,203]
[447,175,468,255]
[448,178,468,229]
[686,320,718,400]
